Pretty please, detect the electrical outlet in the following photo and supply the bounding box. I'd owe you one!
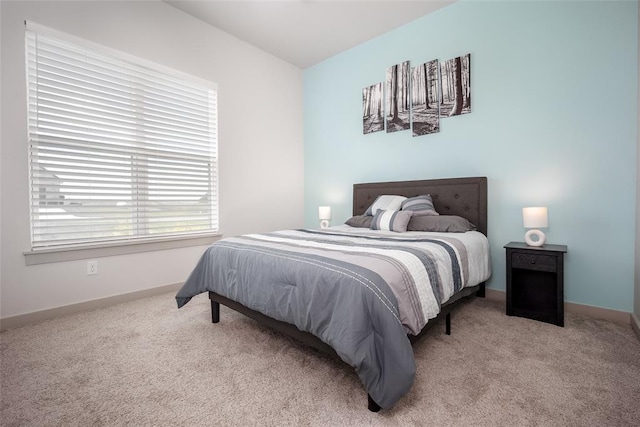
[87,260,98,275]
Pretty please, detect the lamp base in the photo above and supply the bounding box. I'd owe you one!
[525,229,546,247]
[320,220,330,229]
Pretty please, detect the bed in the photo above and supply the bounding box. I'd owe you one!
[176,176,490,412]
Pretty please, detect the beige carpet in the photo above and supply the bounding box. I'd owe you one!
[1,293,639,426]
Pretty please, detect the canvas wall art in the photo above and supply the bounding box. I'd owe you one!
[439,53,471,118]
[385,61,410,133]
[364,53,472,138]
[411,59,440,136]
[362,82,384,134]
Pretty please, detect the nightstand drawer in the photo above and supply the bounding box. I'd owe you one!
[511,252,557,272]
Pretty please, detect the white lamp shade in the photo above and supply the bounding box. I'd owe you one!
[522,207,548,228]
[318,206,331,220]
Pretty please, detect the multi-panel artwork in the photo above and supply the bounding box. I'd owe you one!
[362,53,471,137]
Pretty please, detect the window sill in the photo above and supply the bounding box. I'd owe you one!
[24,233,222,265]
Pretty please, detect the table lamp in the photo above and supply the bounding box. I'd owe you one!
[523,207,548,247]
[319,206,331,229]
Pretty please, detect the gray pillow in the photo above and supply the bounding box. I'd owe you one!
[401,194,439,216]
[370,210,413,232]
[407,215,476,232]
[345,215,373,228]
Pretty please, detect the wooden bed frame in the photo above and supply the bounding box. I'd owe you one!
[208,176,488,412]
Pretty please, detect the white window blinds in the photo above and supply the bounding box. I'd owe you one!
[26,26,218,249]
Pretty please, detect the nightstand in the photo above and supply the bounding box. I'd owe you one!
[504,242,567,326]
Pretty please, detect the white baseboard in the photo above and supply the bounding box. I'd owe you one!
[483,288,631,325]
[2,284,636,336]
[0,282,182,332]
[631,312,640,341]
[484,288,507,303]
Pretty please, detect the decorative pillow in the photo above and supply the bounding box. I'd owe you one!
[401,195,439,216]
[407,215,476,233]
[364,195,407,216]
[370,210,413,232]
[345,215,373,228]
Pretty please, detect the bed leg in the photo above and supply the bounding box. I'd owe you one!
[476,282,486,298]
[446,312,451,335]
[211,300,220,323]
[368,394,381,412]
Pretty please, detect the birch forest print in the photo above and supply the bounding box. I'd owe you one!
[411,59,440,137]
[362,83,384,134]
[385,61,410,133]
[440,53,471,117]
[362,53,472,138]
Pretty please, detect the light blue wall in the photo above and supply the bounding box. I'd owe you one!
[303,0,638,312]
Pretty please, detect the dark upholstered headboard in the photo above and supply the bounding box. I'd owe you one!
[353,177,488,236]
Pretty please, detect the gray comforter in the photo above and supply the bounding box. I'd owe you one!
[176,228,489,409]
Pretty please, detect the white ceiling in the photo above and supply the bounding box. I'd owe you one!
[164,0,455,69]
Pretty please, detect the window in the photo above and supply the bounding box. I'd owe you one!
[25,24,218,251]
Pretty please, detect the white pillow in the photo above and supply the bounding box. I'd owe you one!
[364,195,407,216]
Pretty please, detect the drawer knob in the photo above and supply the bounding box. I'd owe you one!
[530,259,536,264]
